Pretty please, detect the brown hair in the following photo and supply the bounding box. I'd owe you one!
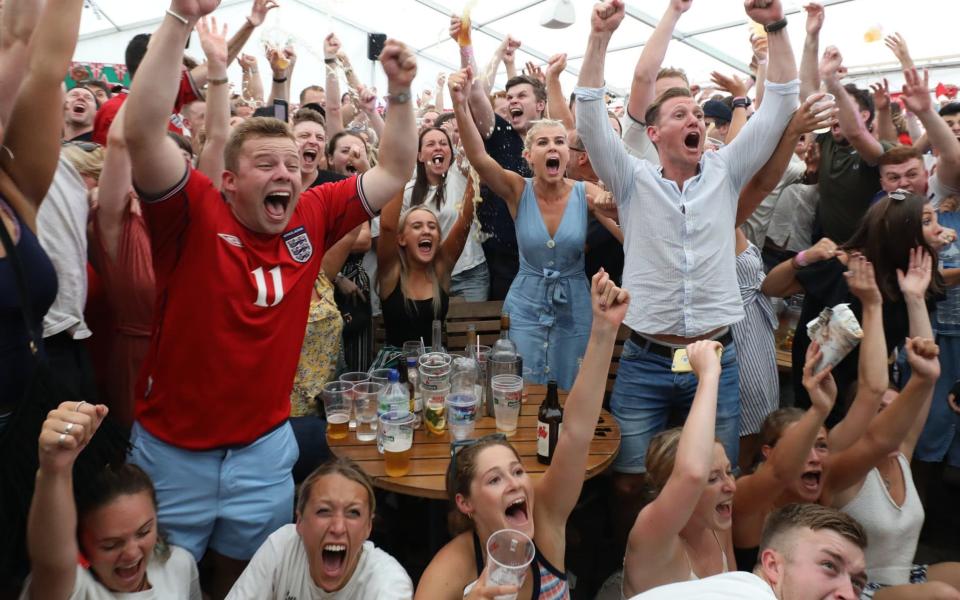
[644,87,694,128]
[753,408,805,470]
[877,145,924,168]
[224,117,294,172]
[505,75,547,105]
[656,67,690,86]
[759,503,867,559]
[297,458,377,518]
[292,107,326,128]
[842,191,944,301]
[299,84,325,105]
[446,436,522,535]
[645,428,683,494]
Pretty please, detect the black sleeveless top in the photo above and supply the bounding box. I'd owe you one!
[381,283,449,347]
[734,546,759,572]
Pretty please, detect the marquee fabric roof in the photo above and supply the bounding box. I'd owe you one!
[74,0,960,103]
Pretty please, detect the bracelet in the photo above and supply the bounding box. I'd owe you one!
[764,17,788,33]
[165,8,189,25]
[732,99,748,109]
[273,76,288,83]
[207,77,229,86]
[324,57,337,64]
[386,90,411,104]
[794,250,809,268]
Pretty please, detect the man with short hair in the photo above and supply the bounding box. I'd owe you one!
[79,79,112,105]
[292,107,328,186]
[122,0,417,596]
[180,99,206,151]
[631,503,868,599]
[62,86,97,142]
[299,84,325,107]
[576,0,799,526]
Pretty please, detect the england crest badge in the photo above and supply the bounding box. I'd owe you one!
[283,226,313,263]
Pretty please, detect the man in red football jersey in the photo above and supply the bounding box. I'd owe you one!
[122,0,417,595]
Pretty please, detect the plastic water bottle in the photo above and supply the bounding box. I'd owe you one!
[380,369,410,415]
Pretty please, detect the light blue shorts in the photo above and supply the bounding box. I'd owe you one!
[129,421,299,561]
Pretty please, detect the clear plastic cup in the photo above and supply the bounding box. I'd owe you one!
[353,382,382,442]
[486,529,535,600]
[340,371,370,429]
[492,374,523,437]
[447,391,479,440]
[423,382,450,436]
[380,410,415,477]
[369,368,393,387]
[322,381,353,440]
[809,92,836,134]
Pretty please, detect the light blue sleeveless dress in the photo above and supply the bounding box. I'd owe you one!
[504,179,592,391]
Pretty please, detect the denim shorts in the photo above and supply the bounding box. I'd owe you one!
[610,337,741,474]
[129,421,299,561]
[450,262,490,302]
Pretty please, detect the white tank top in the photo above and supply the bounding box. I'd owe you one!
[839,453,925,585]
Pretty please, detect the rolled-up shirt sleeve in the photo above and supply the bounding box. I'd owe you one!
[719,79,800,192]
[575,86,636,207]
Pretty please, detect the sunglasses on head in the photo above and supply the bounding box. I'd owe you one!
[62,141,101,152]
[449,433,509,464]
[888,188,909,202]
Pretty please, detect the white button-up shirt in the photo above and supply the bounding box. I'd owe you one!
[575,80,799,337]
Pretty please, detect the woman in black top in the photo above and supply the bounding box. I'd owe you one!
[762,190,946,424]
[377,176,474,347]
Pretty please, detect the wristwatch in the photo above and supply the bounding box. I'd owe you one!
[387,91,411,104]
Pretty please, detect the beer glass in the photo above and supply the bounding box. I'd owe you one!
[380,411,415,477]
[322,381,353,440]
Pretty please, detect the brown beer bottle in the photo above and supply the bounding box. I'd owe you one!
[537,380,563,464]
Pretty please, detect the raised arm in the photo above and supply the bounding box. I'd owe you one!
[434,73,446,113]
[449,68,524,211]
[736,94,833,225]
[545,53,574,130]
[188,0,275,90]
[884,32,915,70]
[195,16,230,188]
[357,85,385,141]
[626,0,692,122]
[870,79,898,144]
[624,341,722,594]
[537,271,628,525]
[760,237,838,297]
[124,1,220,197]
[238,54,264,106]
[323,34,344,137]
[826,336,939,497]
[897,248,936,459]
[321,223,362,281]
[798,2,823,99]
[450,15,496,139]
[751,35,768,108]
[826,255,887,452]
[26,402,109,600]
[438,172,476,276]
[820,47,884,165]
[357,40,418,212]
[733,342,835,516]
[901,68,960,190]
[96,104,134,262]
[376,191,404,293]
[0,0,85,206]
[266,44,293,104]
[0,0,41,129]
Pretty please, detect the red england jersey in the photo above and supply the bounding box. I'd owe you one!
[134,168,373,449]
[93,69,202,145]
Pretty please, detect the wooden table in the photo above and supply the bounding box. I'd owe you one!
[776,348,792,373]
[328,385,621,500]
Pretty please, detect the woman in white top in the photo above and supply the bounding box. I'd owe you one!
[403,126,488,301]
[227,458,413,599]
[834,249,960,599]
[21,401,200,599]
[621,341,736,597]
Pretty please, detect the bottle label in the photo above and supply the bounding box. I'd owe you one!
[537,419,549,457]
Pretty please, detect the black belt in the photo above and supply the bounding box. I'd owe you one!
[629,329,733,359]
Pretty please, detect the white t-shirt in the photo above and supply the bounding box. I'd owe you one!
[19,545,200,600]
[401,167,485,277]
[36,156,92,340]
[226,524,413,600]
[629,572,777,600]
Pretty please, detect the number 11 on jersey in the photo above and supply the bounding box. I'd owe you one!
[252,266,284,307]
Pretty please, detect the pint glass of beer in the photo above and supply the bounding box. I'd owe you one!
[322,381,354,440]
[380,411,415,477]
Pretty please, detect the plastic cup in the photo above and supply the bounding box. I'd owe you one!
[486,529,535,600]
[809,92,836,134]
[322,381,353,440]
[353,382,382,442]
[380,411,415,477]
[370,368,393,387]
[403,340,423,359]
[521,367,535,404]
[424,382,450,436]
[492,374,523,437]
[447,392,479,440]
[340,371,370,429]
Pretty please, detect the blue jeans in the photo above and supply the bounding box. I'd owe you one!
[610,337,741,474]
[915,334,960,466]
[450,262,490,302]
[290,415,333,483]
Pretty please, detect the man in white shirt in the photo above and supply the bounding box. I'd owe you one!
[575,0,799,521]
[631,504,867,600]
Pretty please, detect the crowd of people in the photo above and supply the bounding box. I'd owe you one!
[1,0,960,597]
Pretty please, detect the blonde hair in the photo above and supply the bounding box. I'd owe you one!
[224,117,294,172]
[522,118,567,153]
[396,204,444,317]
[60,144,105,181]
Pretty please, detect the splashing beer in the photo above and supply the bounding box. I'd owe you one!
[458,0,477,47]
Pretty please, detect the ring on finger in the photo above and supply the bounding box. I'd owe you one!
[64,422,75,434]
[76,400,87,412]
[58,433,67,447]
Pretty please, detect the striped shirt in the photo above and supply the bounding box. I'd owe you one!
[575,80,799,337]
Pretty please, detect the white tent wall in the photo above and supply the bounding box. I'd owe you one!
[73,0,959,109]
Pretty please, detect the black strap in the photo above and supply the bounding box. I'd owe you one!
[0,207,43,356]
